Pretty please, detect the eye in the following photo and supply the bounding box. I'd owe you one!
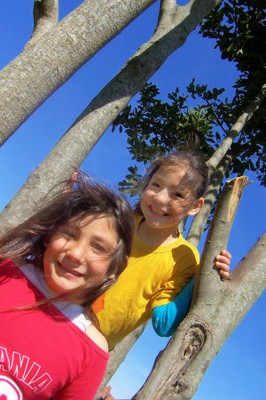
[174,192,182,198]
[150,180,160,188]
[90,241,111,256]
[58,228,76,239]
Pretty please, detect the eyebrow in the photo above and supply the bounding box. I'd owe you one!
[91,235,117,252]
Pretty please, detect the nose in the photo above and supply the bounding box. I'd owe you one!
[153,189,170,204]
[66,241,86,265]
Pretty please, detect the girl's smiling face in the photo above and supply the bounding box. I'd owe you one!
[43,214,118,297]
[140,165,204,233]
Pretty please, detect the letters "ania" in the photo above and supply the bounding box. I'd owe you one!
[0,346,53,394]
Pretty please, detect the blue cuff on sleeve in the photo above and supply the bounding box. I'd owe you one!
[151,277,195,337]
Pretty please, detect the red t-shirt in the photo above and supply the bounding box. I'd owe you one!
[0,259,109,400]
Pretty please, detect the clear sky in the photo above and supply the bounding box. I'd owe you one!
[0,1,265,399]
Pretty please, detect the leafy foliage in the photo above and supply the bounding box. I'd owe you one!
[113,79,265,195]
[113,1,266,194]
[199,0,266,138]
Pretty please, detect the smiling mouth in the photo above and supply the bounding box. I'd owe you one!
[149,206,168,217]
[57,262,84,278]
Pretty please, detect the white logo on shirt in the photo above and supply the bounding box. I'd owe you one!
[0,347,53,394]
[0,375,23,400]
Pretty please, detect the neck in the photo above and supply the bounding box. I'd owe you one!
[137,221,179,247]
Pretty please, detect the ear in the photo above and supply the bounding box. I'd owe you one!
[187,197,204,216]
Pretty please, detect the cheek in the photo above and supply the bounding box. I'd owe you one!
[45,237,66,256]
[168,203,181,215]
[144,188,153,197]
[86,257,112,281]
[170,200,192,217]
[42,250,51,271]
[140,190,150,206]
[43,239,63,271]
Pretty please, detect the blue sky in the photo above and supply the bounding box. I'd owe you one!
[0,1,265,399]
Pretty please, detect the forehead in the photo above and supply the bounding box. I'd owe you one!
[153,165,186,182]
[65,213,116,235]
[72,213,116,228]
[152,165,195,194]
[73,214,118,245]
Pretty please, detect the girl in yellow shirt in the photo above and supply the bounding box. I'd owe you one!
[92,150,231,349]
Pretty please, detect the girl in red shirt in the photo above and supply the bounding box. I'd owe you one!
[0,172,134,400]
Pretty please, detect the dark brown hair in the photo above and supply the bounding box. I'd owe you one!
[0,172,134,321]
[135,150,209,213]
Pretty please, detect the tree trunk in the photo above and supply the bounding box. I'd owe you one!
[0,0,156,145]
[132,233,265,399]
[89,85,265,388]
[132,177,266,399]
[0,0,223,231]
[188,84,266,247]
[0,2,265,399]
[97,324,147,396]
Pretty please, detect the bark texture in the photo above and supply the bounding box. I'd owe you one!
[188,83,266,247]
[0,3,265,398]
[97,324,147,396]
[92,85,265,388]
[0,0,223,231]
[0,0,156,145]
[132,177,265,399]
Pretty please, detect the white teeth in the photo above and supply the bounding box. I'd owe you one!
[151,207,167,216]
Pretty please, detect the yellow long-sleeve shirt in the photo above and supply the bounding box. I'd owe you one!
[93,215,199,349]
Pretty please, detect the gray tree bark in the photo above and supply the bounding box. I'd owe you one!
[93,84,266,390]
[0,0,156,145]
[1,2,265,398]
[132,177,266,399]
[31,0,59,39]
[0,0,223,231]
[97,324,147,395]
[187,83,266,247]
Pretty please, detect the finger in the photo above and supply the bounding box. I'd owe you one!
[219,249,232,259]
[215,261,230,272]
[216,252,231,267]
[216,256,231,266]
[219,269,231,280]
[215,261,231,281]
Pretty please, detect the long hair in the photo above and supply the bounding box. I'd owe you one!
[134,150,209,214]
[0,172,134,322]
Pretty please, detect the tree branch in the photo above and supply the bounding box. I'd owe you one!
[187,155,232,246]
[132,177,265,399]
[30,0,59,41]
[208,83,266,168]
[193,176,249,301]
[0,0,156,146]
[0,0,223,231]
[96,324,147,397]
[187,84,266,247]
